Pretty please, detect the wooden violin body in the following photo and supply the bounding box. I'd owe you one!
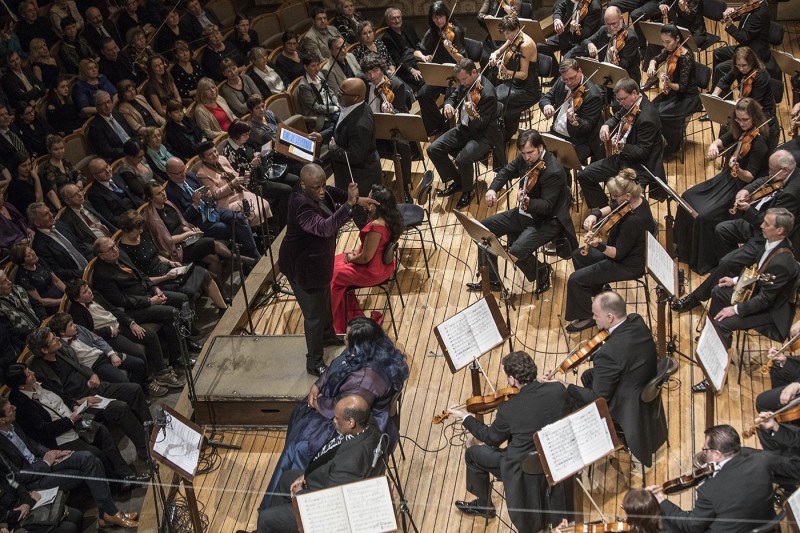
[660,463,716,495]
[579,201,632,256]
[760,331,800,375]
[555,331,609,374]
[743,396,800,438]
[432,386,520,424]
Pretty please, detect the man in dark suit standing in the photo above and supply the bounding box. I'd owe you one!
[448,352,572,532]
[654,424,800,533]
[540,58,605,164]
[428,59,500,209]
[27,202,90,282]
[549,291,667,467]
[278,164,375,376]
[254,395,382,533]
[577,78,665,207]
[58,182,116,249]
[86,91,136,160]
[85,158,143,227]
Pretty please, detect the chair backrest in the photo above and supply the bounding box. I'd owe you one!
[265,92,297,122]
[770,77,784,104]
[462,37,482,63]
[383,239,399,265]
[252,13,283,49]
[216,137,230,155]
[268,45,284,64]
[702,0,727,20]
[62,132,90,167]
[206,0,236,30]
[537,54,553,78]
[186,155,202,174]
[136,201,150,213]
[3,263,18,284]
[768,21,784,46]
[287,77,304,116]
[58,295,70,313]
[82,256,97,283]
[110,158,124,174]
[418,169,434,206]
[695,63,712,92]
[193,45,207,62]
[374,26,389,40]
[278,2,312,34]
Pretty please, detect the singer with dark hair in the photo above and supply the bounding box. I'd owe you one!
[260,317,408,510]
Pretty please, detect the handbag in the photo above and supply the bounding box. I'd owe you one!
[76,413,99,443]
[20,489,67,528]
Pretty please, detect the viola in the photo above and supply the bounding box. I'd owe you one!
[580,200,632,255]
[523,159,546,194]
[759,330,800,375]
[559,520,629,532]
[726,0,764,21]
[553,330,609,374]
[432,386,519,424]
[659,462,717,495]
[375,75,395,113]
[571,0,591,35]
[743,396,800,438]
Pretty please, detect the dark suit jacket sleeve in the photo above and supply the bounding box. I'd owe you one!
[304,433,377,489]
[618,33,640,73]
[758,424,800,451]
[464,87,496,135]
[526,168,565,218]
[92,264,153,310]
[462,410,511,447]
[329,109,375,165]
[489,156,525,191]
[574,88,603,135]
[539,80,562,110]
[660,497,716,532]
[33,236,82,282]
[620,109,660,163]
[553,0,569,20]
[725,8,766,45]
[566,349,623,404]
[11,392,75,445]
[87,119,124,160]
[738,252,796,317]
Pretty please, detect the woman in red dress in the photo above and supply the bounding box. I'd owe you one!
[330,185,405,333]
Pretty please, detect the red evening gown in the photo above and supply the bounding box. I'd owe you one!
[330,223,395,333]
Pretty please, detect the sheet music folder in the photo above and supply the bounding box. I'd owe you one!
[576,57,628,88]
[433,294,510,374]
[637,21,697,52]
[695,318,731,394]
[533,398,620,486]
[149,404,202,481]
[784,485,800,533]
[275,124,317,164]
[541,133,584,171]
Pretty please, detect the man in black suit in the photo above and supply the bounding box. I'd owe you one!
[15,0,58,51]
[380,7,424,91]
[540,58,605,164]
[25,326,153,462]
[548,291,667,467]
[537,0,603,75]
[577,78,665,207]
[27,202,90,282]
[278,164,375,376]
[467,129,578,294]
[84,7,123,51]
[97,38,145,86]
[674,152,800,314]
[0,103,29,161]
[58,182,116,248]
[164,157,261,261]
[179,0,222,45]
[654,424,800,533]
[86,91,136,160]
[0,397,139,528]
[448,352,572,532]
[85,158,143,227]
[428,59,500,209]
[255,395,382,533]
[712,0,772,87]
[566,7,641,83]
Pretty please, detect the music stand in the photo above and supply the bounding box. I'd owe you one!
[274,123,317,164]
[374,113,428,198]
[541,133,584,172]
[695,318,731,429]
[576,57,629,88]
[484,15,535,41]
[417,62,456,88]
[699,94,735,139]
[637,21,698,53]
[640,166,697,256]
[772,49,800,77]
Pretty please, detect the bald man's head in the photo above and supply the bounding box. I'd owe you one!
[333,395,370,435]
[300,163,327,202]
[339,77,365,107]
[165,157,186,183]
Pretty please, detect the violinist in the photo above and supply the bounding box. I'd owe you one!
[428,59,500,210]
[414,1,466,137]
[565,7,641,85]
[554,489,663,532]
[576,78,666,208]
[673,152,800,314]
[362,54,415,203]
[754,408,800,454]
[654,424,800,533]
[539,58,605,164]
[655,0,707,48]
[546,291,667,468]
[465,129,577,294]
[674,98,770,275]
[644,25,701,157]
[447,351,572,532]
[712,0,771,88]
[488,15,540,143]
[756,346,800,418]
[565,169,655,332]
[536,0,602,77]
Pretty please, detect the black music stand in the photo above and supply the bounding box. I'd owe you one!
[417,62,457,88]
[484,15,546,41]
[374,112,428,198]
[541,133,584,172]
[772,49,800,79]
[576,57,629,89]
[699,94,736,139]
[637,21,698,53]
[640,166,697,256]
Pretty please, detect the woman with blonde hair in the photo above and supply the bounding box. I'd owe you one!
[124,27,155,74]
[28,37,61,88]
[193,77,235,138]
[116,78,164,133]
[564,168,655,332]
[218,57,260,117]
[141,126,174,182]
[72,58,116,115]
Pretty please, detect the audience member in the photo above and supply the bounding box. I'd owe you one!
[84,6,123,51]
[2,51,46,108]
[116,79,164,135]
[85,158,143,226]
[142,54,181,117]
[220,58,260,117]
[9,242,65,316]
[170,40,205,101]
[59,17,97,75]
[72,59,116,116]
[27,38,62,93]
[28,202,89,282]
[163,99,208,159]
[98,37,144,86]
[40,135,86,193]
[193,77,235,138]
[47,76,85,135]
[86,91,136,160]
[201,25,245,82]
[247,47,285,98]
[273,31,304,86]
[230,14,259,56]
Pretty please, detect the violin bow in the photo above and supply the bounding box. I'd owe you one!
[662,0,678,21]
[713,117,773,159]
[493,159,539,203]
[648,34,694,79]
[719,69,757,101]
[431,0,459,59]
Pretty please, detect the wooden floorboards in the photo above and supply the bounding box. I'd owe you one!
[165,22,800,533]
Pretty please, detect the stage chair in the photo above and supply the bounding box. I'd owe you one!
[277,2,312,35]
[770,78,786,145]
[397,170,437,277]
[343,240,405,338]
[463,38,483,63]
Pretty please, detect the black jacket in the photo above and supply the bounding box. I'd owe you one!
[604,95,665,179]
[84,22,123,51]
[85,175,143,227]
[539,76,605,160]
[91,254,158,311]
[584,24,641,82]
[320,103,383,191]
[32,222,90,282]
[57,204,117,250]
[86,111,137,160]
[9,387,77,450]
[725,3,771,62]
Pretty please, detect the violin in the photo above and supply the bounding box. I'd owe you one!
[580,201,632,255]
[658,462,717,495]
[441,22,459,55]
[730,126,760,178]
[569,85,586,126]
[607,28,627,65]
[759,330,800,375]
[559,520,629,532]
[662,47,686,95]
[726,0,764,21]
[522,159,546,195]
[743,396,800,438]
[738,69,756,99]
[610,104,640,155]
[497,0,516,15]
[375,75,395,113]
[432,386,519,424]
[497,32,525,81]
[571,0,591,35]
[553,331,609,374]
[466,80,482,119]
[728,170,784,214]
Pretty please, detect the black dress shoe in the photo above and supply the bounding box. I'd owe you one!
[454,499,496,518]
[187,340,203,353]
[692,379,709,393]
[699,113,710,121]
[533,265,553,295]
[437,183,462,197]
[565,318,596,333]
[324,336,345,346]
[404,190,414,204]
[466,281,502,292]
[124,472,151,485]
[671,294,700,312]
[306,363,328,377]
[455,191,474,209]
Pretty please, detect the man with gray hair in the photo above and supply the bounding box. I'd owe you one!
[85,157,142,227]
[28,202,90,282]
[0,270,45,352]
[86,90,135,159]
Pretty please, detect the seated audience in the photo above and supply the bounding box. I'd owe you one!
[193,77,235,138]
[2,50,46,108]
[14,101,55,158]
[86,91,136,160]
[123,27,155,76]
[219,58,260,117]
[0,270,46,350]
[0,103,27,161]
[39,135,86,193]
[84,6,123,51]
[298,52,339,132]
[28,37,62,89]
[143,54,181,117]
[47,76,85,135]
[49,0,84,38]
[16,1,58,52]
[230,14,259,56]
[155,8,188,61]
[180,0,222,44]
[28,202,90,282]
[0,464,83,532]
[72,60,116,116]
[201,25,245,82]
[247,47,285,98]
[9,241,65,316]
[59,17,97,75]
[57,183,116,250]
[85,158,143,227]
[117,138,156,197]
[0,192,31,258]
[98,37,144,87]
[6,154,49,215]
[273,31,304,86]
[115,0,156,42]
[170,40,205,101]
[116,79,164,134]
[142,126,174,182]
[163,99,208,159]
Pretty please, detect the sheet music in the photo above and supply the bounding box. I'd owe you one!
[788,486,800,528]
[153,414,202,476]
[342,478,398,533]
[296,487,352,533]
[437,298,503,371]
[646,233,675,296]
[464,299,503,352]
[572,402,614,465]
[31,487,58,509]
[289,145,314,162]
[537,417,584,483]
[696,318,729,392]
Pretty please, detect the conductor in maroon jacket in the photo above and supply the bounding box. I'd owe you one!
[278,164,377,376]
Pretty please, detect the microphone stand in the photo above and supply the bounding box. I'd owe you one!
[378,444,419,533]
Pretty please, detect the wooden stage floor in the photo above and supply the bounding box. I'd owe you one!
[148,23,800,533]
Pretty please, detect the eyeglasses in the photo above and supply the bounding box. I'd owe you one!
[701,447,714,453]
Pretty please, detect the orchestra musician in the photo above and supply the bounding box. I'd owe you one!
[674,98,770,275]
[644,24,701,157]
[447,351,571,532]
[564,169,656,332]
[673,151,800,313]
[652,424,800,533]
[546,291,667,468]
[565,7,641,85]
[554,489,663,532]
[657,0,707,48]
[428,59,501,209]
[755,407,800,455]
[756,321,800,412]
[711,0,772,88]
[488,15,541,143]
[576,77,666,208]
[465,129,577,294]
[540,57,605,164]
[536,0,602,77]
[414,1,466,137]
